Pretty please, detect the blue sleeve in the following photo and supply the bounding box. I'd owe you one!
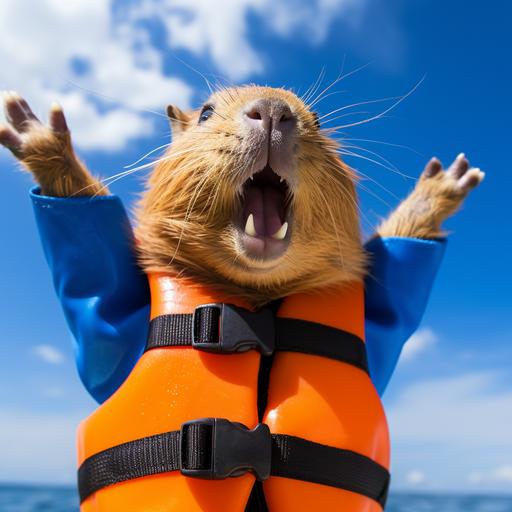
[30,187,150,404]
[363,236,447,396]
[30,184,445,403]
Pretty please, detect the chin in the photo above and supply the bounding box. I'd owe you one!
[216,249,297,289]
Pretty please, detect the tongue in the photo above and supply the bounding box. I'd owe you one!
[244,185,284,236]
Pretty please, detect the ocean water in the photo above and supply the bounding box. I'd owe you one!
[0,485,511,512]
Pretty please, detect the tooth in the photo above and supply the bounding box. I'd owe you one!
[279,177,284,183]
[250,175,254,181]
[272,222,288,240]
[245,213,257,237]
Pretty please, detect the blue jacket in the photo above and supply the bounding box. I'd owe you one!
[30,188,446,403]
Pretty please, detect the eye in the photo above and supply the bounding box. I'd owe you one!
[312,112,320,129]
[199,105,214,123]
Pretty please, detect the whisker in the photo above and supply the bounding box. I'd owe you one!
[318,95,401,123]
[302,67,326,105]
[78,147,213,197]
[308,61,371,109]
[335,137,423,157]
[322,76,426,130]
[124,143,172,169]
[64,78,168,119]
[168,52,215,95]
[113,147,202,176]
[340,144,415,180]
[318,168,372,230]
[168,165,225,266]
[338,148,412,185]
[92,168,145,196]
[344,162,403,202]
[307,68,344,109]
[306,89,348,109]
[322,191,346,270]
[319,110,374,126]
[354,177,394,210]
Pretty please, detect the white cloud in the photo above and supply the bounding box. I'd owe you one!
[123,0,369,80]
[257,0,365,44]
[0,0,373,151]
[494,465,512,483]
[405,469,426,485]
[388,372,512,445]
[0,0,192,151]
[32,344,65,365]
[0,410,82,483]
[400,327,437,362]
[386,371,512,491]
[469,466,512,486]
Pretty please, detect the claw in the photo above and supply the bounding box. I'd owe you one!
[50,102,68,133]
[4,93,39,133]
[0,124,22,150]
[3,91,13,104]
[458,168,485,192]
[448,153,469,178]
[423,157,442,178]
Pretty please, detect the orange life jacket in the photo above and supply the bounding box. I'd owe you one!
[77,273,390,511]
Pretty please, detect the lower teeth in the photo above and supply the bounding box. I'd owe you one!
[244,213,288,240]
[271,222,288,240]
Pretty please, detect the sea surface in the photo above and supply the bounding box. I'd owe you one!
[0,484,511,511]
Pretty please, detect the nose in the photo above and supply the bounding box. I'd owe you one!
[242,98,296,134]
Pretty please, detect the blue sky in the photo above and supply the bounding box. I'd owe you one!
[1,0,511,494]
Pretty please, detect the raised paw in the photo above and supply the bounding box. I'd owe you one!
[420,153,485,197]
[0,91,69,159]
[0,92,105,197]
[377,153,485,239]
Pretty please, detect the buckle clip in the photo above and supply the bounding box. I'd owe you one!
[192,304,274,356]
[180,418,271,481]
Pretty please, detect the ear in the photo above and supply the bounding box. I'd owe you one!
[166,105,193,138]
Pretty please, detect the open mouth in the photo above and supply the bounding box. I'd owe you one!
[236,165,292,261]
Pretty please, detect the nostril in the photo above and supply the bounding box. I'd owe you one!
[279,113,291,123]
[246,109,262,120]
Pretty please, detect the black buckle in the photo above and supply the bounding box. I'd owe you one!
[192,304,274,356]
[180,418,271,481]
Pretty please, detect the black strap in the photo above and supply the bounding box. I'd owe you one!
[78,421,389,508]
[271,434,389,507]
[146,309,368,374]
[146,310,218,348]
[275,317,368,373]
[78,431,181,502]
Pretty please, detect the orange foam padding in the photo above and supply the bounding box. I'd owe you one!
[79,274,260,512]
[263,282,390,511]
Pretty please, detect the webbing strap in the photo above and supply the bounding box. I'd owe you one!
[271,434,389,507]
[78,422,390,508]
[146,309,368,374]
[146,309,218,348]
[275,317,368,373]
[78,431,181,503]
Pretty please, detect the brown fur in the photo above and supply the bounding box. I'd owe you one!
[1,88,484,307]
[377,157,484,239]
[18,124,106,197]
[135,86,366,306]
[0,93,105,197]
